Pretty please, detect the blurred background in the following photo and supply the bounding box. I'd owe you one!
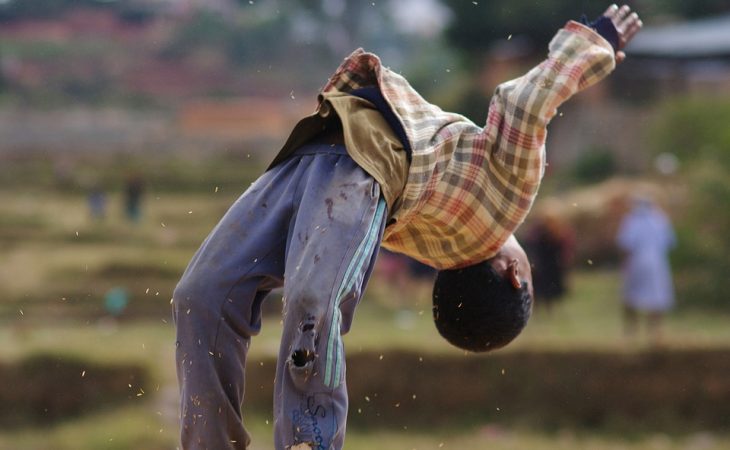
[1,0,730,449]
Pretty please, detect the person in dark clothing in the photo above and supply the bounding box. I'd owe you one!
[525,213,575,309]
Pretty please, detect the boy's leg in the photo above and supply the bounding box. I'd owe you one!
[272,147,386,450]
[174,157,307,450]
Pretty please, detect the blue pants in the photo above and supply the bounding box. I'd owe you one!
[174,144,387,450]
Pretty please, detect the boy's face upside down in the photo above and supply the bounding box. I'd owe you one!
[432,234,535,353]
[488,235,534,302]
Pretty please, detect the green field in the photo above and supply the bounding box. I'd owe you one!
[2,174,730,449]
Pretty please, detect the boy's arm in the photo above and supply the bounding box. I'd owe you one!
[482,4,642,186]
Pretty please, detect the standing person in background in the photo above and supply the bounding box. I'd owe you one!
[616,194,676,343]
[124,173,144,223]
[525,212,575,311]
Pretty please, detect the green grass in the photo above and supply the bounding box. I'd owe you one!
[2,183,730,449]
[4,405,729,450]
[0,189,234,316]
[343,428,730,450]
[0,404,175,450]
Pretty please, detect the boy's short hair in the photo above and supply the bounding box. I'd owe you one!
[432,260,532,352]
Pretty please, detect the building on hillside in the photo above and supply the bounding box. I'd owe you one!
[618,13,730,98]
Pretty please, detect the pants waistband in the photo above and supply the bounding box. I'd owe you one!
[292,143,348,157]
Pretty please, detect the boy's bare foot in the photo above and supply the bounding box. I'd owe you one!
[603,4,643,63]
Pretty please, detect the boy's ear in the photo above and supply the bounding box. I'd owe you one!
[507,259,521,289]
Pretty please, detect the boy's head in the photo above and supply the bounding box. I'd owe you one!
[432,235,533,352]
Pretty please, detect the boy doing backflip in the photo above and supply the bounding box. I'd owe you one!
[174,5,642,449]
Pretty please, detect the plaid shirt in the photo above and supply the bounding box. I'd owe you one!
[320,21,615,270]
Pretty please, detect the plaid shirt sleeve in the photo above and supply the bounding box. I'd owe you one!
[381,21,616,269]
[483,21,616,187]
